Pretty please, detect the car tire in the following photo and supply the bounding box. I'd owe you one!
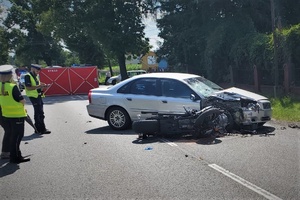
[107,107,131,130]
[132,120,159,134]
[112,80,117,85]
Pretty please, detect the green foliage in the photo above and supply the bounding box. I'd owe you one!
[156,0,300,84]
[230,33,272,70]
[3,0,64,66]
[0,5,8,63]
[102,64,142,75]
[46,0,151,80]
[1,0,300,85]
[280,0,300,26]
[283,24,300,65]
[2,0,152,69]
[0,27,9,64]
[98,64,142,84]
[271,97,300,122]
[63,51,80,67]
[248,34,273,68]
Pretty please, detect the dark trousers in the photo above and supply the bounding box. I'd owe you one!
[29,96,46,132]
[105,77,110,85]
[2,117,25,159]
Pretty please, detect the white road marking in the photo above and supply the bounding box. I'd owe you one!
[160,138,178,146]
[161,139,282,199]
[75,95,86,100]
[209,164,282,200]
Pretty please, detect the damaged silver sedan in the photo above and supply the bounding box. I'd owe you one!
[87,72,272,130]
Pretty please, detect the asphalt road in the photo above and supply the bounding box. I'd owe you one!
[0,95,299,200]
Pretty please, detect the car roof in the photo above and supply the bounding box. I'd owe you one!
[128,70,146,72]
[101,72,201,90]
[129,72,199,80]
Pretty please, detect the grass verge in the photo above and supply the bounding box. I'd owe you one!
[270,97,300,122]
[99,64,142,84]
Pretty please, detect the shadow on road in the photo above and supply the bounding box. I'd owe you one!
[196,138,222,145]
[229,125,276,137]
[131,125,276,145]
[257,125,276,135]
[85,126,136,135]
[84,125,276,145]
[23,94,88,106]
[0,161,20,178]
[23,132,44,141]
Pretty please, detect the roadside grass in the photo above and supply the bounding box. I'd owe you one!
[99,64,142,84]
[270,97,300,122]
[107,64,141,72]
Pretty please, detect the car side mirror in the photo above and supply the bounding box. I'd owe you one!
[190,94,196,101]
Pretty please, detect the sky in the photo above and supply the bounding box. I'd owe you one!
[143,17,163,51]
[1,0,10,7]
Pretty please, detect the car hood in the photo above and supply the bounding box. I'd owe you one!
[213,87,268,101]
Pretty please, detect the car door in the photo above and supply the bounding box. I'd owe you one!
[157,79,201,113]
[120,78,161,120]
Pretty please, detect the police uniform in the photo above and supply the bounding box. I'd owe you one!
[0,65,30,163]
[24,64,51,134]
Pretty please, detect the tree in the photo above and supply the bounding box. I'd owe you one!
[0,4,9,64]
[0,26,9,64]
[38,0,107,68]
[279,0,300,27]
[155,0,299,83]
[283,24,300,68]
[45,0,150,80]
[4,0,64,66]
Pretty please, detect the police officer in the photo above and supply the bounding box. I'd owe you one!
[0,65,30,163]
[24,64,51,134]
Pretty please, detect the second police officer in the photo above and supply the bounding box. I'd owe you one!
[24,64,51,134]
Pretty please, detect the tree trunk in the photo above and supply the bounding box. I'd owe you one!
[107,59,113,76]
[117,53,128,81]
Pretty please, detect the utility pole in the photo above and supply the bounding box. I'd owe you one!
[270,0,279,97]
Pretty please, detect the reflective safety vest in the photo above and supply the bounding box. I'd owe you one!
[0,83,26,118]
[25,73,44,98]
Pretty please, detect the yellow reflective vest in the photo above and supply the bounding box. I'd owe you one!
[0,83,26,118]
[25,73,44,98]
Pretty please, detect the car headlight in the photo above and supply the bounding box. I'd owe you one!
[247,103,260,112]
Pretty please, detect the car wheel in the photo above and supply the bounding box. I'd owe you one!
[107,107,131,130]
[112,80,117,85]
[132,119,159,134]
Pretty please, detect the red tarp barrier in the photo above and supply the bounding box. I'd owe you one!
[39,67,99,96]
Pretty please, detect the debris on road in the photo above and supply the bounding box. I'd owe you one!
[288,123,300,129]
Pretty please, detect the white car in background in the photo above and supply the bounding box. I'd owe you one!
[87,72,272,130]
[106,70,146,85]
[18,72,27,91]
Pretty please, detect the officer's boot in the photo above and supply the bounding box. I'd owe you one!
[10,151,30,164]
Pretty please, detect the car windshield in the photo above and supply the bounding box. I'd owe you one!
[185,76,223,97]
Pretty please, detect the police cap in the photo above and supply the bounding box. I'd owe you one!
[0,65,14,75]
[31,64,42,70]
